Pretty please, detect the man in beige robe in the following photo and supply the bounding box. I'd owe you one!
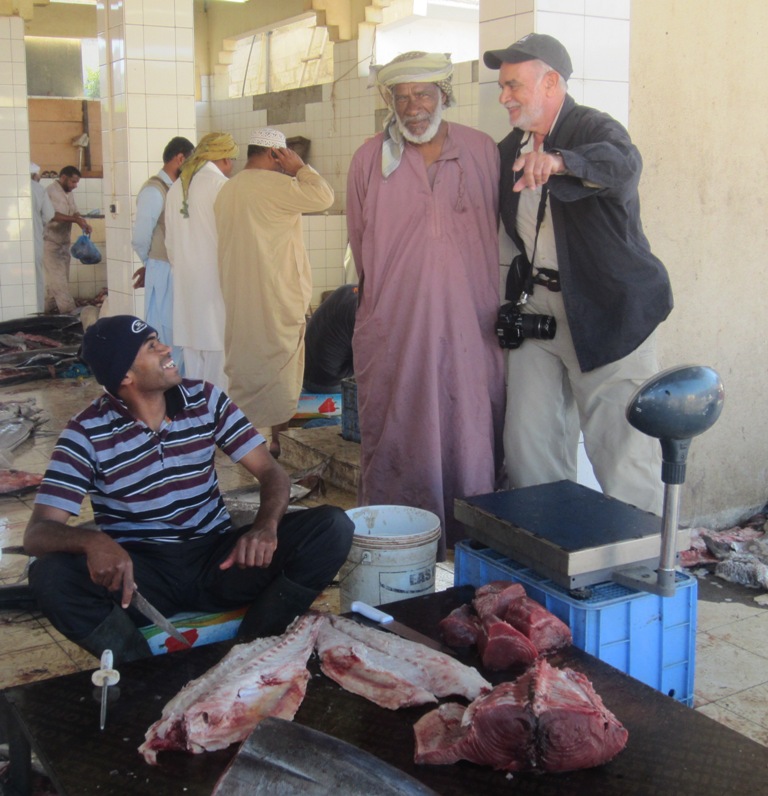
[215,128,334,457]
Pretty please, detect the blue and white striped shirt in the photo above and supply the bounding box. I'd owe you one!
[35,380,264,544]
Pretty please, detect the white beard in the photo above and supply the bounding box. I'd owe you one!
[396,101,444,144]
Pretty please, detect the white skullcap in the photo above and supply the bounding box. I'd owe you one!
[248,127,286,148]
[30,162,40,174]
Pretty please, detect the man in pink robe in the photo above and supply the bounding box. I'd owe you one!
[346,52,505,560]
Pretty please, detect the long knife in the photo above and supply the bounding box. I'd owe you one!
[351,601,454,655]
[131,589,192,647]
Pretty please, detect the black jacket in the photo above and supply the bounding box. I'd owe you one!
[499,94,673,372]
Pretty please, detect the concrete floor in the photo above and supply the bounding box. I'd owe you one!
[0,373,766,756]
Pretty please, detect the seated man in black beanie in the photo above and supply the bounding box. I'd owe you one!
[24,315,354,664]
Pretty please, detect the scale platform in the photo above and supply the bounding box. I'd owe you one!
[454,480,690,590]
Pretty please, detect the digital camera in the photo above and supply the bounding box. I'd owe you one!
[496,302,557,350]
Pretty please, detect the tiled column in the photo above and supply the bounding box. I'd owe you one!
[96,0,196,316]
[479,0,631,143]
[479,0,631,263]
[0,15,36,321]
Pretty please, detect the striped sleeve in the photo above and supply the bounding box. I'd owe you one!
[35,421,96,516]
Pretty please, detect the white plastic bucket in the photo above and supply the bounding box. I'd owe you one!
[339,505,442,612]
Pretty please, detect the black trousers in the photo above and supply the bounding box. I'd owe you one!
[29,505,354,641]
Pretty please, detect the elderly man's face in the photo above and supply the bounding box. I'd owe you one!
[498,60,551,133]
[393,82,444,144]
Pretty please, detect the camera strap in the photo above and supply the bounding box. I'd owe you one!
[519,184,549,304]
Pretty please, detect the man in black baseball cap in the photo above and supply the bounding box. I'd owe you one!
[484,33,673,519]
[483,33,573,80]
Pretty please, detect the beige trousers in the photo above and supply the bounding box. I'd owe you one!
[43,239,76,314]
[503,287,664,516]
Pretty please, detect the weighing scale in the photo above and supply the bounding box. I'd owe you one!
[456,365,725,595]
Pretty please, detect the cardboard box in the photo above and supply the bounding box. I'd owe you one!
[293,392,342,419]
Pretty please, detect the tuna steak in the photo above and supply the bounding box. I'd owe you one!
[472,581,526,621]
[316,614,491,710]
[504,596,572,654]
[477,614,538,670]
[139,612,322,764]
[413,658,628,773]
[438,603,481,648]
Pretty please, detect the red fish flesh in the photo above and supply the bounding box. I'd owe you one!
[477,614,538,670]
[139,612,322,764]
[0,469,43,496]
[438,603,481,648]
[414,658,628,773]
[472,581,526,620]
[316,614,491,710]
[504,596,572,654]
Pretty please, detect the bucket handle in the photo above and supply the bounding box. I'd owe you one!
[337,550,373,586]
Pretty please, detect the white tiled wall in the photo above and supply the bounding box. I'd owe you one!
[0,16,36,321]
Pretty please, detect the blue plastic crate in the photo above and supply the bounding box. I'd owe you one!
[454,540,697,706]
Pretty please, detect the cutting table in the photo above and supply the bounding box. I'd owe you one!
[2,586,767,795]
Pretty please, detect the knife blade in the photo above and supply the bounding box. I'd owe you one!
[351,601,454,655]
[131,589,192,647]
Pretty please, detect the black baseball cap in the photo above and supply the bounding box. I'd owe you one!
[483,33,573,80]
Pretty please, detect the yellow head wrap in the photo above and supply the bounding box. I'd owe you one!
[178,132,239,218]
[369,52,455,178]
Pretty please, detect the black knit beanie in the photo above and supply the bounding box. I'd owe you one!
[80,315,156,395]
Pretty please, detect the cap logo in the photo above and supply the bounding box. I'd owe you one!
[131,320,148,334]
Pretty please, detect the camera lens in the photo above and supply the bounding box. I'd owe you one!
[520,314,557,340]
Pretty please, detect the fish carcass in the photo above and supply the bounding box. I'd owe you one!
[316,613,491,710]
[139,612,322,764]
[414,657,628,773]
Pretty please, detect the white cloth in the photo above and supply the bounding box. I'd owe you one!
[165,161,229,389]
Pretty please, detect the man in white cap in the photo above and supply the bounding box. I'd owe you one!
[30,163,54,312]
[484,33,673,514]
[215,128,334,458]
[346,52,505,561]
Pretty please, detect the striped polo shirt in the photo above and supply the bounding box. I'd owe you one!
[35,380,264,544]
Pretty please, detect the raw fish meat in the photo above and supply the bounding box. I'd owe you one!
[438,604,481,647]
[504,596,572,654]
[413,658,628,773]
[472,581,526,621]
[316,614,491,710]
[139,613,322,764]
[477,614,538,670]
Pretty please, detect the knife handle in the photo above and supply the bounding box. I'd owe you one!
[351,601,393,624]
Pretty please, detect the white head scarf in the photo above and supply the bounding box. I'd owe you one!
[370,52,455,177]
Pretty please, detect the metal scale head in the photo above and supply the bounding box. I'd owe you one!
[615,365,724,597]
[626,365,725,484]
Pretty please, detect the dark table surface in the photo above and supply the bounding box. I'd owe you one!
[3,586,768,795]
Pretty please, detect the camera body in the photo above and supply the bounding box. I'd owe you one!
[496,302,557,350]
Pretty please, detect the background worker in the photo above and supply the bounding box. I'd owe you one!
[43,165,92,314]
[132,136,195,373]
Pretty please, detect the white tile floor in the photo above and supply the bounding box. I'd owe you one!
[0,372,767,758]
